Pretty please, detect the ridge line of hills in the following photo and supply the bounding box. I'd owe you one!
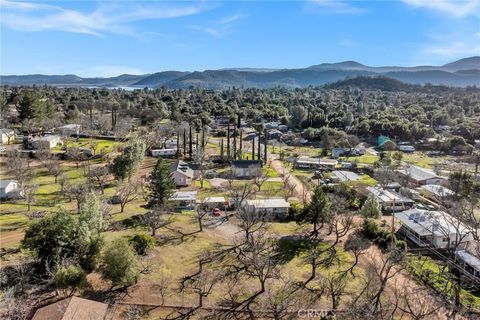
[1,56,479,89]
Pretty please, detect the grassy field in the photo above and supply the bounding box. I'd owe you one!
[406,254,480,310]
[339,154,379,164]
[53,138,121,154]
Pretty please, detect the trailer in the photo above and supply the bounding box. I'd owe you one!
[151,148,177,157]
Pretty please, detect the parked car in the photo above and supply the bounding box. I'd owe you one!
[212,208,222,216]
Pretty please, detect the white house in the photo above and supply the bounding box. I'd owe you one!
[419,184,455,202]
[58,124,81,136]
[169,160,194,187]
[295,156,337,170]
[169,191,197,210]
[0,180,21,199]
[232,160,262,178]
[366,186,414,212]
[455,240,480,278]
[397,165,446,186]
[394,208,475,249]
[243,198,290,219]
[0,128,15,144]
[151,149,177,157]
[31,135,62,149]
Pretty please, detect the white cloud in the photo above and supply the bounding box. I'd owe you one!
[77,65,145,78]
[305,0,364,14]
[402,0,480,18]
[191,13,243,37]
[338,38,358,47]
[425,41,480,57]
[0,0,210,36]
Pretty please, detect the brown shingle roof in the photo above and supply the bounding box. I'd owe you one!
[32,297,108,320]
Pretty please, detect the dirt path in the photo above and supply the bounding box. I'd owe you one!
[269,158,311,202]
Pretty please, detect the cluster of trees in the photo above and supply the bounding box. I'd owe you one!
[2,84,479,148]
[22,192,140,292]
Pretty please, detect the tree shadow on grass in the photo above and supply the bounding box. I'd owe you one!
[274,235,317,264]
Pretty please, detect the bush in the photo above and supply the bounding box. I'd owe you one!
[362,218,404,250]
[130,233,156,255]
[55,265,88,293]
[99,239,139,288]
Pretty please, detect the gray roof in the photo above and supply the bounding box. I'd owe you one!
[366,186,414,204]
[332,170,360,182]
[0,180,17,188]
[232,160,263,168]
[398,165,444,182]
[170,160,194,178]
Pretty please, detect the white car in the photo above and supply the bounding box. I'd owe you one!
[0,146,7,152]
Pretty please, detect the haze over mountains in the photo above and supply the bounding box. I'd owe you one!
[1,57,479,89]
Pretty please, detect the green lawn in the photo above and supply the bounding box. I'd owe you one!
[358,174,377,186]
[53,138,121,154]
[263,166,279,178]
[195,180,212,189]
[340,154,379,164]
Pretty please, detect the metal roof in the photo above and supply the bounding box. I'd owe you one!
[332,170,360,182]
[0,180,17,189]
[397,165,444,182]
[394,208,474,238]
[366,186,413,204]
[245,198,290,208]
[421,184,455,197]
[170,191,197,201]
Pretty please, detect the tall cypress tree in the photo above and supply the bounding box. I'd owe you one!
[264,128,268,165]
[257,131,261,161]
[176,133,180,158]
[239,130,243,159]
[252,136,255,160]
[220,138,224,160]
[233,125,237,160]
[183,128,187,156]
[189,125,193,158]
[227,122,231,159]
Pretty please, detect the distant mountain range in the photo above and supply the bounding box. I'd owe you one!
[1,56,479,89]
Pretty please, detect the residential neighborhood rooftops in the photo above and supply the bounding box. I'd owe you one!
[245,198,290,208]
[31,296,108,320]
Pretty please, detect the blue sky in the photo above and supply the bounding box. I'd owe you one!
[1,0,479,76]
